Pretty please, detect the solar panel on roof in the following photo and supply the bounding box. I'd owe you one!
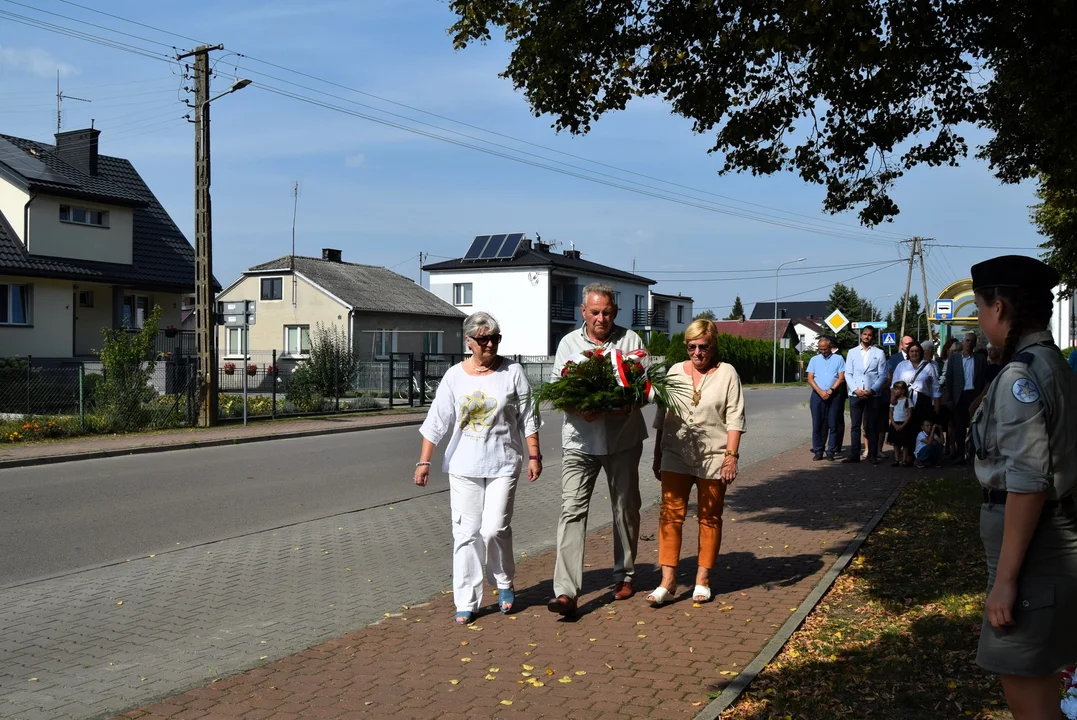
[480,234,507,259]
[0,138,74,186]
[463,235,490,260]
[497,233,523,258]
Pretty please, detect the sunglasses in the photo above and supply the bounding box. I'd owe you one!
[469,334,501,345]
[686,343,711,352]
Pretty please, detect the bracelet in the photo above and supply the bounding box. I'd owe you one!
[529,455,542,461]
[724,451,739,459]
[415,461,431,467]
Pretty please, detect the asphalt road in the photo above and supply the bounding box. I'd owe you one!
[0,387,810,588]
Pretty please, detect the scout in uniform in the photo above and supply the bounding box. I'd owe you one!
[969,255,1077,717]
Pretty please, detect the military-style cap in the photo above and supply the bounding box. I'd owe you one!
[971,255,1059,291]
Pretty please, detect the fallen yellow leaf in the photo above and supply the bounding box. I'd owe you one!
[545,668,555,675]
[461,658,472,663]
[116,601,123,606]
[500,700,513,706]
[636,621,646,625]
[574,670,586,676]
[692,603,702,608]
[460,641,469,646]
[521,672,532,677]
[720,606,734,613]
[485,674,497,681]
[528,643,538,647]
[558,676,572,683]
[589,638,596,642]
[489,668,499,673]
[522,664,534,671]
[637,634,647,638]
[450,679,459,685]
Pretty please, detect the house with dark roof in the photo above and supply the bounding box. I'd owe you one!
[714,318,799,346]
[217,249,465,364]
[423,235,665,355]
[0,128,204,358]
[749,300,829,322]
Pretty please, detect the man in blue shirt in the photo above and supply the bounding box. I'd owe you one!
[806,337,846,461]
[1069,346,1077,375]
[842,325,889,464]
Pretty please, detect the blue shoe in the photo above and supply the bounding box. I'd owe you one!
[498,587,516,614]
[454,611,474,625]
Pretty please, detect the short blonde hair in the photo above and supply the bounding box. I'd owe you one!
[684,319,717,345]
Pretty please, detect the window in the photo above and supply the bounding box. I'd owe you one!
[225,327,248,357]
[79,291,94,308]
[284,325,310,355]
[59,204,109,227]
[373,329,396,358]
[422,331,441,354]
[677,305,684,323]
[453,282,473,306]
[0,283,31,325]
[635,294,647,311]
[122,294,150,328]
[260,277,283,301]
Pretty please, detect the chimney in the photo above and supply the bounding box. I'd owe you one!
[322,248,342,263]
[534,241,551,253]
[740,315,746,323]
[520,238,532,250]
[563,249,581,260]
[54,128,100,176]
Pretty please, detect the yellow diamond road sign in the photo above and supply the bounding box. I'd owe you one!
[824,310,850,334]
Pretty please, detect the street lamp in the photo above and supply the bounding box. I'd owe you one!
[867,293,892,326]
[772,257,806,384]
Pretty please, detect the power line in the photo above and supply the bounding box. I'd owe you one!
[640,259,898,275]
[43,0,911,244]
[0,9,173,63]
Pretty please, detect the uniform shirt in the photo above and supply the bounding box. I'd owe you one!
[806,352,845,391]
[971,332,1077,498]
[844,344,888,394]
[653,361,747,480]
[553,324,648,455]
[892,359,941,403]
[419,360,540,477]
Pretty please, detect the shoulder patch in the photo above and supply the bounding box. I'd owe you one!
[1011,377,1041,404]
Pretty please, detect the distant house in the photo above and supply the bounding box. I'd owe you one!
[714,318,799,346]
[217,249,465,364]
[648,291,694,341]
[425,235,665,355]
[749,300,829,322]
[0,128,206,358]
[794,317,827,352]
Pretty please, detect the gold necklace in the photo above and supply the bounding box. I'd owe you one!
[471,356,493,373]
[691,365,708,406]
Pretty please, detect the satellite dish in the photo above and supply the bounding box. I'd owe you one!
[527,272,539,286]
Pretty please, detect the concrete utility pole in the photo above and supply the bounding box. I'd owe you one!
[918,237,934,340]
[898,238,917,341]
[179,44,224,427]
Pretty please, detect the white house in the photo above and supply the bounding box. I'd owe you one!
[648,291,694,340]
[424,235,660,356]
[1053,286,1075,350]
[0,128,202,358]
[794,318,827,352]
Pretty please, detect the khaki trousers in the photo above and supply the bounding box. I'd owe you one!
[658,472,726,569]
[552,445,643,599]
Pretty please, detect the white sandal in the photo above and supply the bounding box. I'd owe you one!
[646,586,675,606]
[693,585,713,603]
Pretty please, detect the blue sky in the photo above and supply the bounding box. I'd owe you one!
[0,0,1045,320]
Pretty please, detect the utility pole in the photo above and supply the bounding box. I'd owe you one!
[178,44,224,427]
[898,238,917,341]
[417,251,426,285]
[918,237,934,340]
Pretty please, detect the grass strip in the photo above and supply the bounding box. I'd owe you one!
[721,476,1009,720]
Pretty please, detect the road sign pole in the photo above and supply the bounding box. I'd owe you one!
[242,323,248,427]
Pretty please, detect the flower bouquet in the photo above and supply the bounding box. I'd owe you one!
[534,348,688,415]
[1062,666,1077,719]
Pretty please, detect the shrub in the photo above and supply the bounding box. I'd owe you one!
[646,331,670,356]
[0,416,80,443]
[94,306,162,432]
[304,323,357,397]
[284,363,324,412]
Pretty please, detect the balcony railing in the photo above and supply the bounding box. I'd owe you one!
[550,302,576,322]
[632,309,667,329]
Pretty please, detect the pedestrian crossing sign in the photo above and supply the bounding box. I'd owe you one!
[882,332,897,346]
[824,310,850,334]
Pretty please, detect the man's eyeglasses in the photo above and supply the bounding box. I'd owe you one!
[687,343,711,352]
[470,334,501,345]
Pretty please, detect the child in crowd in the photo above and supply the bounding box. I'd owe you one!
[914,419,944,468]
[888,381,913,467]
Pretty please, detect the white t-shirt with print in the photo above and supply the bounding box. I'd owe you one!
[419,360,540,478]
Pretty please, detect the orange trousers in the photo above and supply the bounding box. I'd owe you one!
[658,471,726,569]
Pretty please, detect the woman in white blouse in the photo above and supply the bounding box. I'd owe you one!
[414,312,542,625]
[891,341,940,464]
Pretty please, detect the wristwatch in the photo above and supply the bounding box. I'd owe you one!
[529,455,542,461]
[724,450,739,459]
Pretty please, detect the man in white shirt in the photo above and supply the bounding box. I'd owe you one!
[548,283,647,616]
[842,325,889,464]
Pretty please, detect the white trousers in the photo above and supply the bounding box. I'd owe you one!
[449,474,518,612]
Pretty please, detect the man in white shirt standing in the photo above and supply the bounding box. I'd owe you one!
[842,325,889,464]
[547,283,647,616]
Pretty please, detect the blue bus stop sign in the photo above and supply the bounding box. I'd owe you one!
[882,332,897,347]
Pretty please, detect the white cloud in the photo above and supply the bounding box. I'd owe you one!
[0,45,77,78]
[344,153,365,167]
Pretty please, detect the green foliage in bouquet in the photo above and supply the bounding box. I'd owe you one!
[533,348,689,416]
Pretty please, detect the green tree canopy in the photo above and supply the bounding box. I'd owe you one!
[1031,178,1077,295]
[448,1,1075,277]
[692,309,717,322]
[724,296,745,321]
[885,294,927,342]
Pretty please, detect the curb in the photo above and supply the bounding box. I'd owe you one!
[695,478,908,720]
[0,413,428,470]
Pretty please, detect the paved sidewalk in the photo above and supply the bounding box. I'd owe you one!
[114,447,904,720]
[0,410,427,468]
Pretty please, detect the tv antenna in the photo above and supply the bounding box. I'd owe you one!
[56,71,91,134]
[291,181,300,307]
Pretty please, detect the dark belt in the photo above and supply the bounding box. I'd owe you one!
[982,488,1076,515]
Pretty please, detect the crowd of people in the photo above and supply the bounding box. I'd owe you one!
[412,260,1076,720]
